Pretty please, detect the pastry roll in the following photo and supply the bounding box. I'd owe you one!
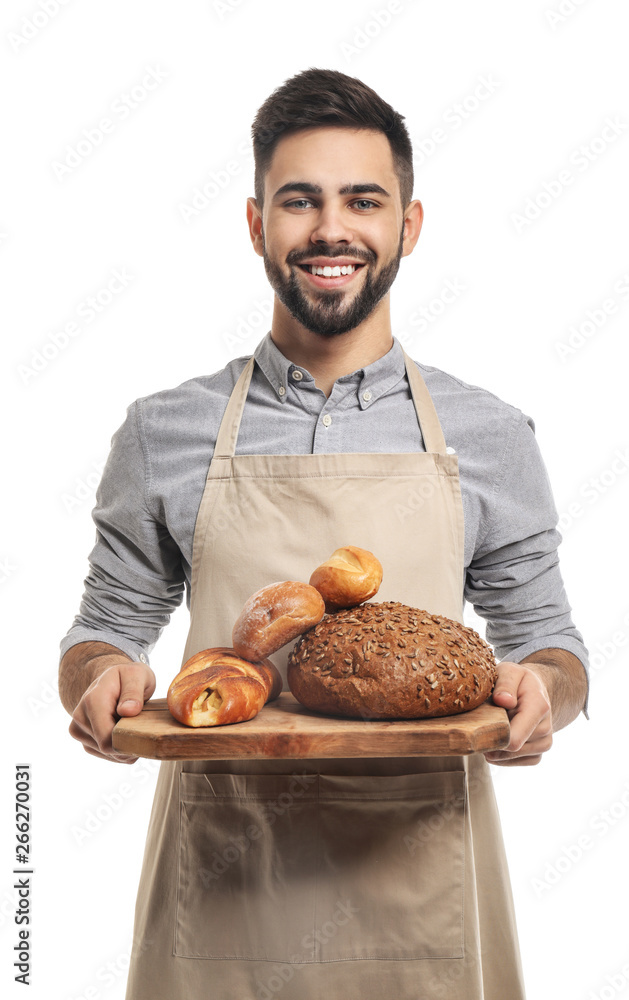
[167,646,282,727]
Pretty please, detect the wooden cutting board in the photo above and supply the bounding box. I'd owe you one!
[112,693,510,760]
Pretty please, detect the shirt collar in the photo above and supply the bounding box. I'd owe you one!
[253,331,408,408]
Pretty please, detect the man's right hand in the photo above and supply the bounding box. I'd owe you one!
[59,643,156,764]
[66,655,156,764]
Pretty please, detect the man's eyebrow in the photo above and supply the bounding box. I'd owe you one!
[340,183,390,197]
[272,182,391,200]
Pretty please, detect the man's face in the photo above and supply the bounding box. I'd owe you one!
[249,127,416,337]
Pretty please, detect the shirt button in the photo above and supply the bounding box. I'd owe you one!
[446,446,456,455]
[278,386,286,396]
[292,370,303,381]
[139,653,147,664]
[322,414,332,427]
[362,390,372,402]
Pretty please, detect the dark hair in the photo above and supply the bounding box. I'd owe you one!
[251,67,414,209]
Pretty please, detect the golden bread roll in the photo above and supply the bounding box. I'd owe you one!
[232,581,325,661]
[287,602,497,719]
[309,545,383,610]
[167,646,282,727]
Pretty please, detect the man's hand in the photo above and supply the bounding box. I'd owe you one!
[69,661,156,763]
[484,647,588,767]
[484,661,553,766]
[63,648,156,764]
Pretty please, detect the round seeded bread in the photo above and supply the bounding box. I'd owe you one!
[287,601,498,720]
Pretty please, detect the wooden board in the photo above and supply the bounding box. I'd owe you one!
[112,693,510,760]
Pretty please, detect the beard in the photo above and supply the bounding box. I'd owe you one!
[261,228,405,338]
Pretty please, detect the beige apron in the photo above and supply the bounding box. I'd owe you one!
[125,351,526,1000]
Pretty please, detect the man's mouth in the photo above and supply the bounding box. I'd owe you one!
[297,261,366,287]
[301,263,361,277]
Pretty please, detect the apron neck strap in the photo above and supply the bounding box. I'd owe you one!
[213,357,256,459]
[213,350,448,459]
[401,350,448,454]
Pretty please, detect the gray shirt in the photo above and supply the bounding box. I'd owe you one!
[60,333,589,700]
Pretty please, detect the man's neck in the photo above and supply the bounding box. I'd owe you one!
[269,298,394,398]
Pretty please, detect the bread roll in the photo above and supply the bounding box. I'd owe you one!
[287,602,497,720]
[232,581,325,662]
[309,545,383,610]
[167,647,282,727]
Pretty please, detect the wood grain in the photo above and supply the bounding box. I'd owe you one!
[112,693,510,760]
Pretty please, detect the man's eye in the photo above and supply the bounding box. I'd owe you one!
[286,199,313,209]
[354,199,377,210]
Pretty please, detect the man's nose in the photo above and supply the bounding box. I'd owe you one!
[309,204,355,245]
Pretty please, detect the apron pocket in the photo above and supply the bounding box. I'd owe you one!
[314,771,466,962]
[175,771,320,962]
[174,769,466,964]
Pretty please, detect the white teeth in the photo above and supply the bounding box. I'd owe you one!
[309,264,356,276]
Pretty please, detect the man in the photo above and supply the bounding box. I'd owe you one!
[60,67,589,999]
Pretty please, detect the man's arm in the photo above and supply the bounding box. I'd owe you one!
[59,399,185,762]
[462,410,590,766]
[60,641,156,764]
[484,648,588,767]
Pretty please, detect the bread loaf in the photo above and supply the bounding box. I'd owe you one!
[167,647,282,727]
[232,581,325,661]
[309,545,383,610]
[287,602,497,719]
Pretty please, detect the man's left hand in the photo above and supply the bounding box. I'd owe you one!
[484,661,553,767]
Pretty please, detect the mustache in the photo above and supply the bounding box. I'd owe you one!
[286,247,376,266]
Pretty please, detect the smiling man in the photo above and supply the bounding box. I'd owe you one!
[258,128,408,340]
[59,68,589,1000]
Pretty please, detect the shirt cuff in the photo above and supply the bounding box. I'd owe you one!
[497,635,590,720]
[59,629,151,667]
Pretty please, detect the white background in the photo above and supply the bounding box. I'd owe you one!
[2,1,628,998]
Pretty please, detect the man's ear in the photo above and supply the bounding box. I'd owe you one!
[401,199,424,258]
[246,197,264,257]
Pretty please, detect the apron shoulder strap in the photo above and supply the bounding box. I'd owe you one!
[213,357,256,459]
[401,351,448,455]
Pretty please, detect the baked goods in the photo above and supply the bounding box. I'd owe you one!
[309,545,383,610]
[167,647,282,727]
[232,581,325,661]
[287,602,497,719]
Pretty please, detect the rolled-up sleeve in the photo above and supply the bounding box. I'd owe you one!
[59,402,186,665]
[465,414,590,715]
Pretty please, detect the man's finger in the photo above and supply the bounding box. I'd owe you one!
[81,687,119,754]
[116,665,155,715]
[83,744,138,764]
[486,729,553,760]
[71,716,138,763]
[491,686,518,710]
[486,724,553,768]
[485,752,543,768]
[70,715,113,756]
[506,691,551,752]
